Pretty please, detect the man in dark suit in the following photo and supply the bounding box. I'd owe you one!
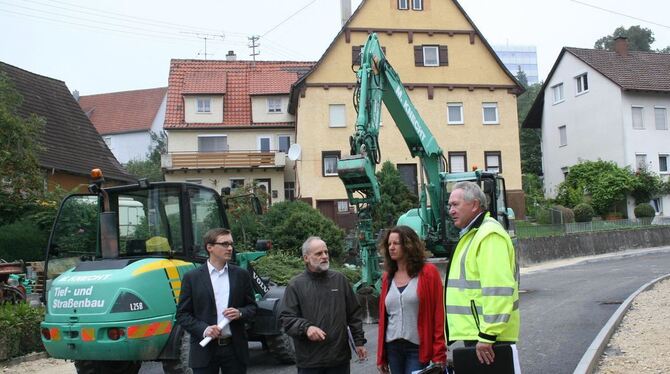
[176,228,258,373]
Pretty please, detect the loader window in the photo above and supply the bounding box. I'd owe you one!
[190,188,225,257]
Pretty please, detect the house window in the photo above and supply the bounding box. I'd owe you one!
[651,198,663,214]
[561,167,569,179]
[575,73,589,94]
[655,107,667,130]
[196,97,211,113]
[278,135,291,153]
[103,136,112,148]
[267,97,282,113]
[448,152,467,173]
[482,102,499,124]
[230,178,245,190]
[337,200,350,213]
[412,0,423,10]
[398,0,408,10]
[558,125,567,146]
[329,104,346,128]
[485,151,502,173]
[447,103,463,125]
[322,151,341,176]
[198,135,228,152]
[284,182,295,200]
[552,83,564,103]
[632,106,644,129]
[258,136,271,152]
[659,154,668,173]
[423,46,439,66]
[636,154,647,170]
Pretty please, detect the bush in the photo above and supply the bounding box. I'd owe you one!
[0,219,48,261]
[573,203,595,222]
[634,203,656,218]
[253,251,304,286]
[0,303,44,360]
[535,208,552,224]
[553,205,575,223]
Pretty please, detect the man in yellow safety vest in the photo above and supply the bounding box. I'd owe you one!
[446,181,520,366]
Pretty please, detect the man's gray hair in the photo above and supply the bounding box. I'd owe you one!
[452,181,487,210]
[301,236,323,256]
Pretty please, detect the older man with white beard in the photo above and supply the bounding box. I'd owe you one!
[280,236,368,374]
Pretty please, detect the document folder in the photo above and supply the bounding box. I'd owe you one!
[452,343,521,374]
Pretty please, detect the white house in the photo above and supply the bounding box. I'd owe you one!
[79,87,168,164]
[523,37,670,217]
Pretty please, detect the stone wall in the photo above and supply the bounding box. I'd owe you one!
[517,226,670,266]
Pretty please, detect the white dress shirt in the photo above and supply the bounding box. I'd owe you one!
[207,260,231,337]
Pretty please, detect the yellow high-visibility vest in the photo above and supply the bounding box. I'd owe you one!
[446,212,520,343]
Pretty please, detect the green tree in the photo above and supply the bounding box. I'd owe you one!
[629,167,663,204]
[515,69,543,176]
[372,161,418,231]
[124,131,166,182]
[0,72,45,225]
[594,25,654,51]
[223,182,269,251]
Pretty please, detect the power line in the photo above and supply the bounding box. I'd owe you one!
[569,0,670,30]
[261,0,319,37]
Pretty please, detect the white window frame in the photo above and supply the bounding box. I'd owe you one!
[278,135,291,153]
[337,200,350,213]
[552,83,564,104]
[632,106,644,129]
[412,0,423,10]
[257,136,272,152]
[447,102,464,125]
[636,153,648,170]
[329,104,346,128]
[422,46,439,67]
[659,154,669,173]
[482,102,499,125]
[655,107,667,130]
[197,134,228,152]
[575,73,589,95]
[267,97,282,113]
[558,125,567,147]
[196,97,211,113]
[398,0,408,10]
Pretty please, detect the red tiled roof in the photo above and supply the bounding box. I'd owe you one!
[249,71,298,95]
[79,87,167,135]
[165,59,314,129]
[183,71,227,94]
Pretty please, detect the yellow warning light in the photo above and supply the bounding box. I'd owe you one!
[471,165,478,171]
[90,168,104,179]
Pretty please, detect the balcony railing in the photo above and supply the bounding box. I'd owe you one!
[162,151,286,170]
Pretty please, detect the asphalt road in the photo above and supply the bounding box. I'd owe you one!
[137,247,670,374]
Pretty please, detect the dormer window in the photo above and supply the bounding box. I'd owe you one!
[196,97,211,113]
[268,97,282,113]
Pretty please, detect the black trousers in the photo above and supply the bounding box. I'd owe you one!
[192,344,246,374]
[297,362,350,374]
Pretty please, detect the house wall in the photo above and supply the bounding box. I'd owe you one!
[106,131,153,164]
[541,53,624,197]
[167,129,294,152]
[295,0,523,217]
[184,96,224,123]
[151,94,167,134]
[251,96,293,123]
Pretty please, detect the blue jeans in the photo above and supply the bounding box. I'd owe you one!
[386,339,427,374]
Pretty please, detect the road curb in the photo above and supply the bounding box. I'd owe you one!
[1,351,49,368]
[573,272,670,374]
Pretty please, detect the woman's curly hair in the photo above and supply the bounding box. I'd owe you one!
[379,225,426,278]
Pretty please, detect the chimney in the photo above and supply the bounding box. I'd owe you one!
[72,89,80,102]
[614,36,628,56]
[340,0,351,27]
[226,50,237,61]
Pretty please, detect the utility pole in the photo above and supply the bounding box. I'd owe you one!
[248,35,260,66]
[181,32,225,60]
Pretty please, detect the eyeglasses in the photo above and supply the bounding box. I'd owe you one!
[211,241,234,248]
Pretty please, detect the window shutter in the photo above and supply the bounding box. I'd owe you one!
[352,46,362,65]
[414,46,423,66]
[439,45,449,66]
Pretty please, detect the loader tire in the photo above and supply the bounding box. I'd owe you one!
[265,332,296,364]
[74,360,140,374]
[162,333,193,374]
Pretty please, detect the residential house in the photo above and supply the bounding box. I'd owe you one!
[162,56,314,205]
[523,37,670,217]
[0,61,133,191]
[79,87,168,164]
[289,0,526,226]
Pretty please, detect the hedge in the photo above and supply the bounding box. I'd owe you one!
[0,303,44,360]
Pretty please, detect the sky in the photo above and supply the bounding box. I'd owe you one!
[1,0,669,95]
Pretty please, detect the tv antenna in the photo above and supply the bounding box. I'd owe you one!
[248,35,260,65]
[181,32,225,60]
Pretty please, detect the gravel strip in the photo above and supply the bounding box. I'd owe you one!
[595,278,670,373]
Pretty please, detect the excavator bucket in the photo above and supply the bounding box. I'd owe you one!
[337,154,380,204]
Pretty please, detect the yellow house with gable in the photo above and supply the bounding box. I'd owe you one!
[289,0,526,225]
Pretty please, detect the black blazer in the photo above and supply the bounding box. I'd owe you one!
[176,263,258,368]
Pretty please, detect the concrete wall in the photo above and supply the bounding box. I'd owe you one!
[517,226,670,266]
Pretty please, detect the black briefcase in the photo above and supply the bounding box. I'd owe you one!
[452,343,521,373]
